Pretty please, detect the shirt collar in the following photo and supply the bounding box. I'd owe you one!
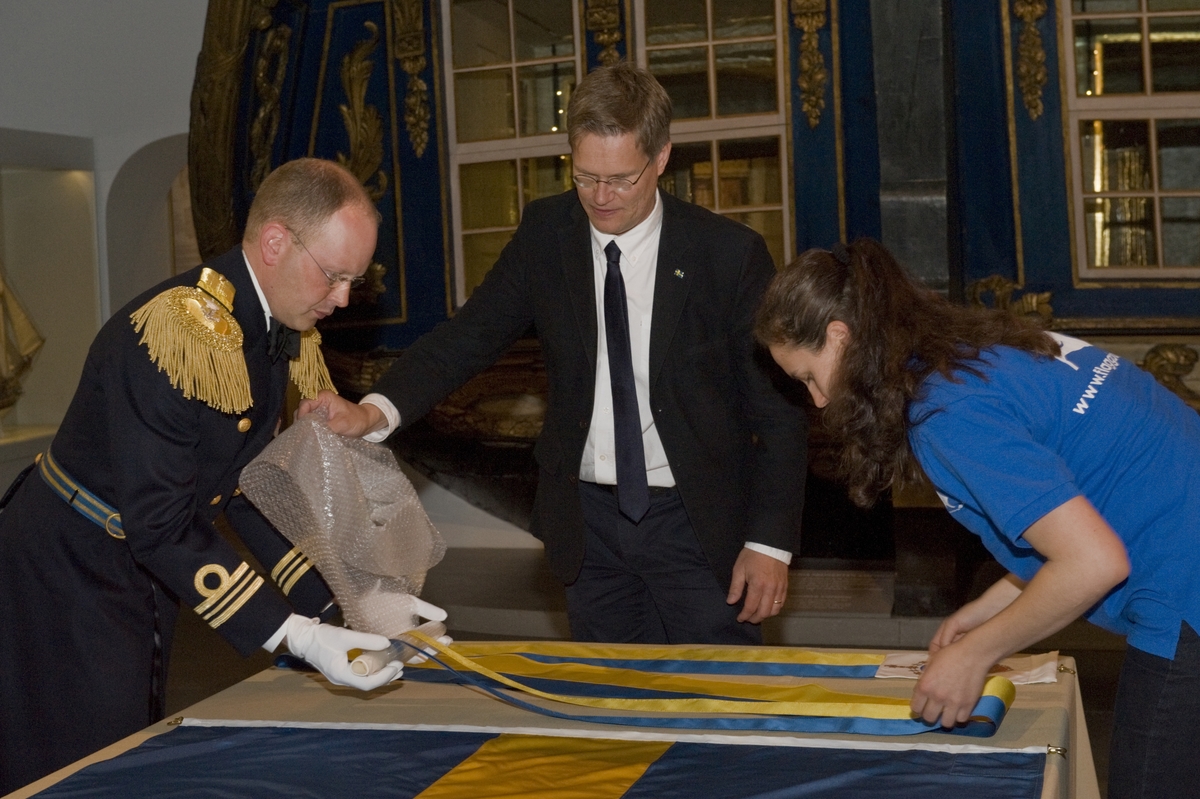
[589,189,663,259]
[242,249,274,331]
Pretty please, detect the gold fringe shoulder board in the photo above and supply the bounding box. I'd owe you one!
[130,268,253,415]
[291,329,337,400]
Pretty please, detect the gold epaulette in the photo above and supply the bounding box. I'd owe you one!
[290,328,338,399]
[129,267,253,414]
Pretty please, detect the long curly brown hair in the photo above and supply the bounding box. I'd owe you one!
[755,239,1059,508]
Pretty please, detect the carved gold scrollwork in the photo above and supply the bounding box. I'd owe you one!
[190,0,278,259]
[968,274,1054,324]
[337,21,388,202]
[1140,344,1200,411]
[388,0,432,158]
[585,0,623,67]
[791,0,828,129]
[1013,0,1047,120]
[249,23,292,191]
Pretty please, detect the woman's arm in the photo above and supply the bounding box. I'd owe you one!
[911,495,1130,727]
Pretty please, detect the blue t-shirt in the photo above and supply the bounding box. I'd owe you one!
[908,333,1200,659]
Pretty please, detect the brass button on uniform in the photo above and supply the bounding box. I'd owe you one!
[210,495,222,505]
[237,418,252,433]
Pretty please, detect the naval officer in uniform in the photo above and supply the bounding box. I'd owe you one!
[0,159,413,793]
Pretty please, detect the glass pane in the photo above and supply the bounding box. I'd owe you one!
[648,47,710,119]
[718,137,781,207]
[713,0,774,38]
[1073,0,1139,10]
[724,211,784,269]
[513,0,574,59]
[660,141,714,207]
[1079,120,1150,192]
[1083,197,1158,266]
[715,42,777,116]
[522,154,573,203]
[1157,119,1200,190]
[460,160,519,228]
[1148,0,1200,9]
[463,231,515,296]
[452,0,511,68]
[1150,16,1200,92]
[646,0,707,44]
[517,62,574,136]
[1161,197,1200,265]
[456,69,515,142]
[1074,19,1144,95]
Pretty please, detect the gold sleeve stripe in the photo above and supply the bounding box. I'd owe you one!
[195,562,250,615]
[270,548,315,595]
[208,575,264,629]
[270,548,304,583]
[200,569,256,623]
[280,560,312,596]
[200,568,261,628]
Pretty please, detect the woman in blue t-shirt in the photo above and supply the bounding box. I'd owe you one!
[755,238,1200,799]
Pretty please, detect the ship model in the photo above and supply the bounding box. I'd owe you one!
[0,258,45,433]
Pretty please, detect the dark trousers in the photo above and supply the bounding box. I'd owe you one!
[564,481,761,645]
[0,474,174,795]
[1109,621,1200,799]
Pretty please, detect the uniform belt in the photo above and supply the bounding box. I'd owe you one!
[37,449,125,539]
[583,481,676,498]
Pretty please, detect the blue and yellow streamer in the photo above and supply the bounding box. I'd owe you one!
[403,633,1015,738]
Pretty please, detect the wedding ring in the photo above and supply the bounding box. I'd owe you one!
[772,599,783,604]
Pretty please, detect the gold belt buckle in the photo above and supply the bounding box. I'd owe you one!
[104,511,125,540]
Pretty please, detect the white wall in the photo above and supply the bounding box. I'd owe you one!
[0,0,209,318]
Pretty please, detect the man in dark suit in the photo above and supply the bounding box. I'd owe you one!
[0,159,415,794]
[304,63,807,644]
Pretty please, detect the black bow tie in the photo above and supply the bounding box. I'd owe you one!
[267,319,302,362]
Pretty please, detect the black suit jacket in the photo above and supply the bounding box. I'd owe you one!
[376,190,807,585]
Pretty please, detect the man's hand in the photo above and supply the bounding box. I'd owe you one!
[297,390,385,437]
[727,547,789,623]
[284,614,402,690]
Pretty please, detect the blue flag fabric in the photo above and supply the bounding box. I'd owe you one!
[33,725,1044,798]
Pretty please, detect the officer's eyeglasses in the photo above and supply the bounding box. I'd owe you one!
[286,226,367,289]
[572,159,652,194]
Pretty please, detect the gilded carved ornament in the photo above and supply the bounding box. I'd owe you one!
[1012,0,1047,120]
[585,0,624,67]
[1139,344,1200,412]
[337,21,389,203]
[388,0,432,158]
[249,23,292,191]
[968,275,1054,325]
[190,0,279,259]
[791,0,828,129]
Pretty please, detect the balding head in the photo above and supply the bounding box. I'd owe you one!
[244,158,378,245]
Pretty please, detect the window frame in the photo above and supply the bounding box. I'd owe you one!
[1060,2,1200,282]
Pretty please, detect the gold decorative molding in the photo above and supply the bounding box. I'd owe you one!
[1012,0,1047,120]
[249,22,292,191]
[389,0,431,158]
[791,0,828,129]
[1139,344,1200,411]
[337,21,388,202]
[585,0,623,68]
[968,274,1054,324]
[189,0,277,259]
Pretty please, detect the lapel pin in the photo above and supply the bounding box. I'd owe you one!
[674,269,685,278]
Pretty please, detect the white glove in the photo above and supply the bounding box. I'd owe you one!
[284,614,402,690]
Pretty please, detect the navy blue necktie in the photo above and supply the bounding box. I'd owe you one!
[604,241,650,523]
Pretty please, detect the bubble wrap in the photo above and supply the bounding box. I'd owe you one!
[238,416,445,638]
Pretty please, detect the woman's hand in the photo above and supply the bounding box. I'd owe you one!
[911,639,994,727]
